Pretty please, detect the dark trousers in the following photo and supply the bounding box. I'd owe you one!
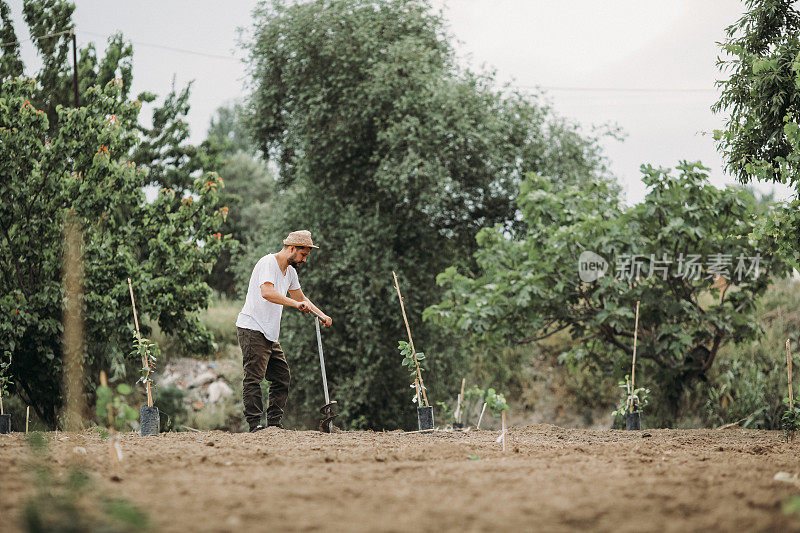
[238,327,291,428]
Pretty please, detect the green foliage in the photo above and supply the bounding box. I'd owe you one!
[21,432,149,532]
[398,340,426,404]
[443,384,508,426]
[782,396,800,441]
[611,375,649,417]
[244,0,610,429]
[712,0,800,185]
[130,334,159,387]
[698,279,800,429]
[427,162,788,423]
[713,0,800,271]
[0,2,234,427]
[94,381,138,434]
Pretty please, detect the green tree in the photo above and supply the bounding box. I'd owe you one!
[244,0,611,428]
[203,103,273,295]
[425,162,787,422]
[713,0,800,269]
[0,1,233,427]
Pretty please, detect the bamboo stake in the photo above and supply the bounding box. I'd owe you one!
[26,406,29,433]
[1,390,4,415]
[629,301,640,413]
[457,377,466,423]
[476,402,487,429]
[788,339,793,407]
[128,278,152,407]
[501,410,507,452]
[392,272,428,406]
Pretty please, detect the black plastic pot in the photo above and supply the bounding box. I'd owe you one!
[417,406,434,431]
[625,411,641,431]
[0,413,10,434]
[140,405,160,436]
[453,421,464,429]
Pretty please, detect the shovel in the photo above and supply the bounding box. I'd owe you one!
[310,309,337,433]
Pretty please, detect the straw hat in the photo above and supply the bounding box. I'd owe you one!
[283,230,319,249]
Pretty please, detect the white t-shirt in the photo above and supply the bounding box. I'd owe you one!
[236,254,300,341]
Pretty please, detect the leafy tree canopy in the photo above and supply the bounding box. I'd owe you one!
[713,0,800,270]
[0,0,233,427]
[425,162,788,420]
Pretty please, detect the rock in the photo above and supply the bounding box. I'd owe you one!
[774,472,798,483]
[188,370,217,389]
[207,381,234,403]
[72,446,87,455]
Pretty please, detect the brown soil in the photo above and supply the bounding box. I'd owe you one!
[2,425,800,532]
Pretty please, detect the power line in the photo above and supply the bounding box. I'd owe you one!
[81,30,239,61]
[0,28,73,47]
[2,30,720,94]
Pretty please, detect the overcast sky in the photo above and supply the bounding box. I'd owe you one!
[8,0,794,204]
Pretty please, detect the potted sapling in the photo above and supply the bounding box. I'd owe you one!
[393,272,433,431]
[0,356,12,434]
[399,340,433,430]
[132,333,159,436]
[128,278,160,436]
[612,375,649,430]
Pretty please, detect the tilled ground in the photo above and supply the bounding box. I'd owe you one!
[2,424,800,532]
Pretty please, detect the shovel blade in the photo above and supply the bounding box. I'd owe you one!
[319,401,338,433]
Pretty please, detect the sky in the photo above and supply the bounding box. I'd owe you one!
[8,0,795,204]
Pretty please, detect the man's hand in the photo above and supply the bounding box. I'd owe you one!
[296,301,310,313]
[319,314,332,327]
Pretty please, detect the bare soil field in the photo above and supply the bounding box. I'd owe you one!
[3,424,800,532]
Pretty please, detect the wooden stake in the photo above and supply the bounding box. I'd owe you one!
[788,339,794,407]
[392,272,428,406]
[476,402,487,429]
[457,377,466,423]
[1,390,4,415]
[501,410,507,452]
[128,278,152,407]
[26,406,29,433]
[629,301,640,413]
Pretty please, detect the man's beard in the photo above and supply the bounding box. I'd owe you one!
[288,258,302,269]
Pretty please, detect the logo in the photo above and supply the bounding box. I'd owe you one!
[579,251,608,282]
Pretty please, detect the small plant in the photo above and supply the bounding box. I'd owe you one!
[131,333,159,405]
[781,396,800,442]
[485,387,509,417]
[436,400,453,422]
[611,375,650,417]
[398,340,427,404]
[0,353,12,415]
[21,432,149,532]
[95,380,139,438]
[442,385,508,426]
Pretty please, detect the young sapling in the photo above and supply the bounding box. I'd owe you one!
[393,272,433,430]
[128,278,160,435]
[782,339,800,442]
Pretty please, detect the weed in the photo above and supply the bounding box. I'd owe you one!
[20,432,149,532]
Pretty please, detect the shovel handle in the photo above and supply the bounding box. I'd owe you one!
[308,308,326,322]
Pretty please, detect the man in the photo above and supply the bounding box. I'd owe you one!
[236,230,332,432]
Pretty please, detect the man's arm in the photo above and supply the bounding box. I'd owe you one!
[261,282,308,311]
[288,288,332,327]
